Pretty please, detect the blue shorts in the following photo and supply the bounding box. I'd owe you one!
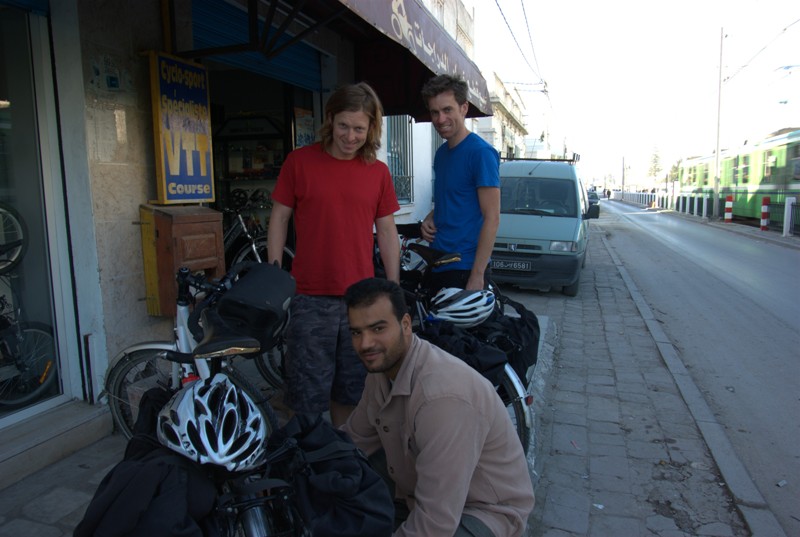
[283,295,366,413]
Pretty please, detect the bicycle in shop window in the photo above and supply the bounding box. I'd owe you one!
[0,201,58,408]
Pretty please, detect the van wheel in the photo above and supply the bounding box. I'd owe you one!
[562,273,580,297]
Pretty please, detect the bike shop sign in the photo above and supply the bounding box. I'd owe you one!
[149,51,214,204]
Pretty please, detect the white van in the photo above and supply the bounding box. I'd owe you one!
[491,159,600,296]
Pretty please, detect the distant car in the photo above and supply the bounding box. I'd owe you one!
[587,191,599,206]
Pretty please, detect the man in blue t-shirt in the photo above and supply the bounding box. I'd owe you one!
[420,75,500,292]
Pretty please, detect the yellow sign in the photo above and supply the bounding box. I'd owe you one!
[149,51,214,204]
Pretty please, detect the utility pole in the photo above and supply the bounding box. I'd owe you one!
[713,27,724,219]
[621,157,625,193]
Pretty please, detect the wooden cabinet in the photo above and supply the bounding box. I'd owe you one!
[140,204,224,316]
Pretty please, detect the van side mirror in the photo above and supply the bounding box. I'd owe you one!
[586,204,600,219]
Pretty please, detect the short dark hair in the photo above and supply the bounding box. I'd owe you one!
[421,74,468,106]
[319,82,384,163]
[345,278,408,322]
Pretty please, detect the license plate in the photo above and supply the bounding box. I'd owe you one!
[492,259,532,271]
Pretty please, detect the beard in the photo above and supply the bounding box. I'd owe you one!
[361,333,407,375]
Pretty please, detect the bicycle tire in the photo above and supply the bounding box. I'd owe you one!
[0,322,58,407]
[105,346,177,439]
[106,347,279,440]
[231,235,294,271]
[254,342,285,390]
[224,234,249,268]
[495,363,531,454]
[0,202,28,275]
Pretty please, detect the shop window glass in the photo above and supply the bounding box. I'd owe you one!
[0,8,61,417]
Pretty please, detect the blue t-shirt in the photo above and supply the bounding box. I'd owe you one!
[432,132,500,271]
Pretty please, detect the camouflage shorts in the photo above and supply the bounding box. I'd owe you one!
[282,294,366,413]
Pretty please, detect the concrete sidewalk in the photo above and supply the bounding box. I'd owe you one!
[0,432,126,537]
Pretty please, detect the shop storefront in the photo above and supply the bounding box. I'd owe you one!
[0,0,489,485]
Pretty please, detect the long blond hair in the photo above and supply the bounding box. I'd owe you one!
[319,82,383,163]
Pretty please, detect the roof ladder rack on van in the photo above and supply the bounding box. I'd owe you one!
[500,153,580,164]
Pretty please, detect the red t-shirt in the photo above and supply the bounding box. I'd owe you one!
[271,143,400,295]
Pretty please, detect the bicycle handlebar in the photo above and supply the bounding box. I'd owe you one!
[177,261,259,343]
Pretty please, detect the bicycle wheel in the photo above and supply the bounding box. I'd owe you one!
[495,363,531,454]
[0,202,28,275]
[105,346,177,439]
[254,342,285,390]
[106,347,280,439]
[0,322,58,407]
[232,235,294,272]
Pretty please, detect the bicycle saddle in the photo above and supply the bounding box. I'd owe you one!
[407,243,461,268]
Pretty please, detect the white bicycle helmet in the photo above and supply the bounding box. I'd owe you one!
[157,373,267,472]
[426,287,496,328]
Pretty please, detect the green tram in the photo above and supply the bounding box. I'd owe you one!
[678,128,800,220]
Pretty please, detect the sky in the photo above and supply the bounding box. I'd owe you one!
[471,0,800,186]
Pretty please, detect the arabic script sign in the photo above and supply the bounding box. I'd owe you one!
[149,51,214,204]
[340,0,490,114]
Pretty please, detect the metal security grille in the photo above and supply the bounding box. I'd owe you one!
[387,115,414,204]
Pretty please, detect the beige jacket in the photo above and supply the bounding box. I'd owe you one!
[343,335,535,537]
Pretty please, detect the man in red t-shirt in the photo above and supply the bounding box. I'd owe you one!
[268,82,400,426]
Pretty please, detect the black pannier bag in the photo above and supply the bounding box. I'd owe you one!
[418,320,507,385]
[472,295,540,382]
[266,413,395,537]
[217,262,295,350]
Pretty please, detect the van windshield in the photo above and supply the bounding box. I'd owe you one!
[500,177,578,217]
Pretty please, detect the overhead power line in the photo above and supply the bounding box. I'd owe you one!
[519,0,544,84]
[727,17,800,83]
[493,0,543,83]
